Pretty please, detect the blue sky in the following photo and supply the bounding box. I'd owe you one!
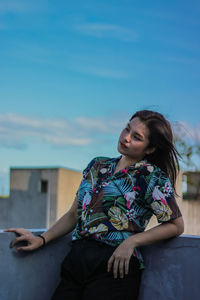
[0,0,200,195]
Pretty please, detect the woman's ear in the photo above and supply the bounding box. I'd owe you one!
[145,147,156,155]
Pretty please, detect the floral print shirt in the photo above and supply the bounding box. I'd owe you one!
[72,156,182,269]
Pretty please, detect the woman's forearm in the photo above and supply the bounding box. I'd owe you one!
[107,217,184,279]
[41,195,78,244]
[4,196,78,251]
[129,217,184,248]
[41,210,77,244]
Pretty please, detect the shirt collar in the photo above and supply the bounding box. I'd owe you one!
[128,159,148,171]
[101,156,149,175]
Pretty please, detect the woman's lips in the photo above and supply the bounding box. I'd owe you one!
[120,141,128,149]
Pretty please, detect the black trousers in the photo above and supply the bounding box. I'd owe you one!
[51,239,142,300]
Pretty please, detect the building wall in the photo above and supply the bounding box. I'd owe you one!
[0,168,60,229]
[56,168,82,221]
[0,167,82,230]
[40,169,59,228]
[7,169,50,229]
[0,198,9,228]
[183,171,200,199]
[170,171,200,235]
[178,199,200,235]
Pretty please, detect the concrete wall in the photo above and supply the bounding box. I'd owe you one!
[139,235,200,300]
[183,172,200,199]
[0,231,71,300]
[0,167,82,229]
[0,168,61,229]
[177,199,200,235]
[0,198,9,228]
[56,168,82,220]
[40,169,58,228]
[1,231,200,300]
[170,171,200,235]
[8,169,50,229]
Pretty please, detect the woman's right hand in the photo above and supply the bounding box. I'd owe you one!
[4,228,44,251]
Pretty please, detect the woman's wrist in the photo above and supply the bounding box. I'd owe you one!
[37,234,46,246]
[126,234,140,248]
[123,235,137,250]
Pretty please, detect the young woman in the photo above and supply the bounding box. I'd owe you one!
[5,110,184,300]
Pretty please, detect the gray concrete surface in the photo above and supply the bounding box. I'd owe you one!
[0,232,200,300]
[0,231,72,300]
[0,167,82,229]
[139,234,200,300]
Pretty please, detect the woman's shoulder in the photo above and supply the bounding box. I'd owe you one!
[136,162,173,195]
[87,156,113,165]
[83,156,113,173]
[91,156,112,162]
[136,160,168,180]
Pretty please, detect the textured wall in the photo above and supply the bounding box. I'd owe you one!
[4,169,49,228]
[0,232,200,300]
[0,231,72,300]
[0,167,82,229]
[139,235,200,300]
[56,168,82,221]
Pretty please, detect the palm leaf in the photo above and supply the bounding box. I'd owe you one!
[84,212,108,227]
[103,178,132,196]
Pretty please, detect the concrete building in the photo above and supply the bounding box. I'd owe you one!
[0,167,82,229]
[182,171,200,200]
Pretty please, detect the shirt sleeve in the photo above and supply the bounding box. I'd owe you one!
[75,157,97,200]
[146,170,182,223]
[77,156,110,198]
[82,157,98,179]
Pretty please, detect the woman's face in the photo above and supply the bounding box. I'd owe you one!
[118,117,152,161]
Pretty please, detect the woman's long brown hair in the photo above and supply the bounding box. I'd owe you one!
[130,110,181,194]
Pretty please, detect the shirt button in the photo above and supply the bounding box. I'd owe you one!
[90,209,93,212]
[100,168,107,174]
[96,190,99,193]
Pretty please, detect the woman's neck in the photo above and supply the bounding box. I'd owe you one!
[114,155,143,174]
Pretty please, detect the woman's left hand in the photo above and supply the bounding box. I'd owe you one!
[107,237,136,279]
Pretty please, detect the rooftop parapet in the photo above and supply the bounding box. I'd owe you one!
[0,231,200,300]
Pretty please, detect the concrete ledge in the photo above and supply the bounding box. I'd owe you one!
[1,232,200,300]
[0,231,72,300]
[139,234,200,300]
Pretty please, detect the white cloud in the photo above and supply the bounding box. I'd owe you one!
[0,113,128,149]
[173,121,200,142]
[0,113,91,148]
[0,113,69,130]
[1,114,198,151]
[74,22,139,42]
[75,115,127,133]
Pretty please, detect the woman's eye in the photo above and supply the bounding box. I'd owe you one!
[133,135,140,140]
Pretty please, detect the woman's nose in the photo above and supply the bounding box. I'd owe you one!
[124,133,131,142]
